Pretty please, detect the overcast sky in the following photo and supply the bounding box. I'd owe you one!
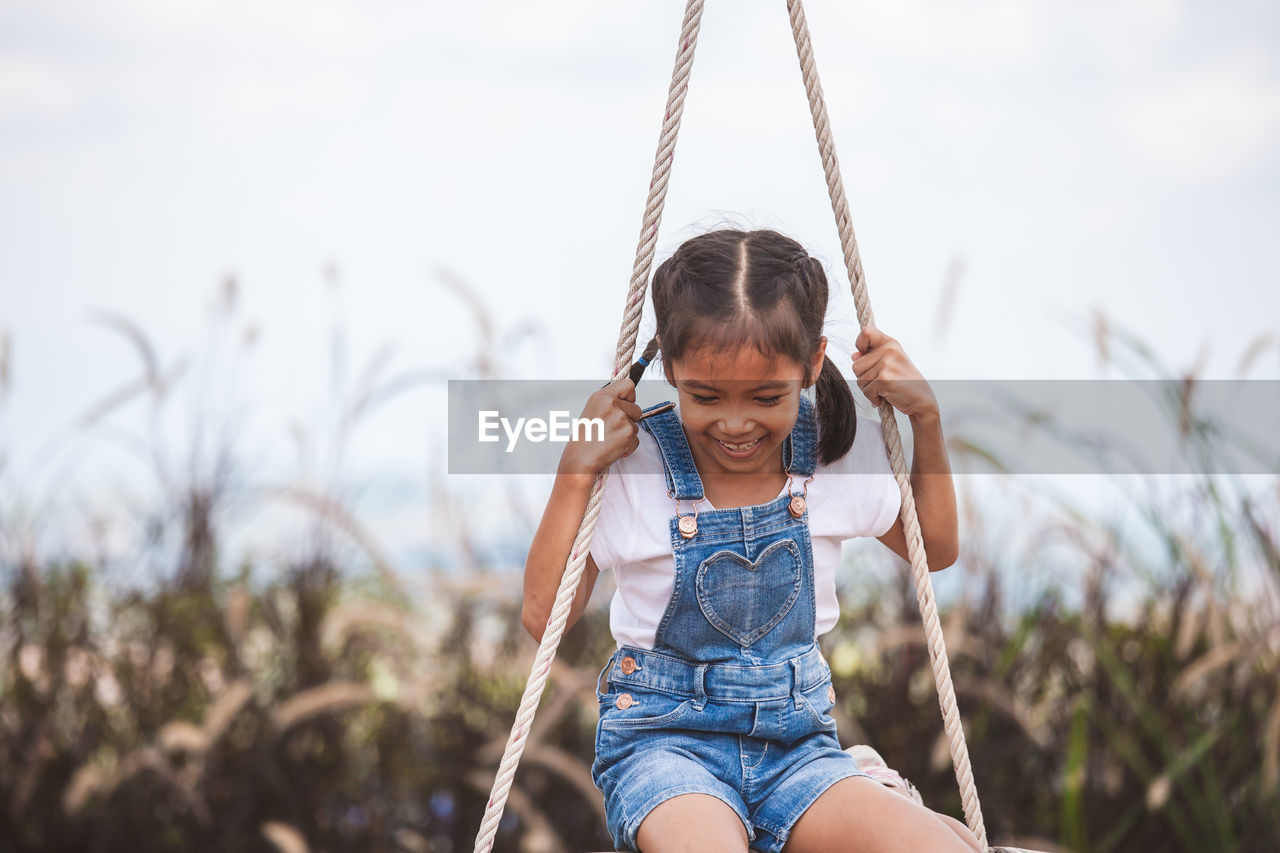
[2,0,1278,566]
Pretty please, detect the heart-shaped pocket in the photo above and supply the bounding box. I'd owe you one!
[695,539,802,647]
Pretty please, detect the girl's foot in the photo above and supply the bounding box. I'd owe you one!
[845,744,924,806]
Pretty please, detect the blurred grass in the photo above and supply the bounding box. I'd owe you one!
[0,283,1277,852]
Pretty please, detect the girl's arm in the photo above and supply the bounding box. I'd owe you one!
[850,326,959,571]
[522,473,601,643]
[521,378,642,642]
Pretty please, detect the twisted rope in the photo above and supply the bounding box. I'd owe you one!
[471,2,707,849]
[786,0,986,844]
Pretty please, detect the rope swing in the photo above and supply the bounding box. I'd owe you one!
[474,3,1046,851]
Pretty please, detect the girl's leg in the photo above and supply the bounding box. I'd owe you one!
[636,792,751,853]
[935,813,983,852]
[782,776,974,853]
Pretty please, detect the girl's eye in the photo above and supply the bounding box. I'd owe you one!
[755,396,783,406]
[690,394,718,405]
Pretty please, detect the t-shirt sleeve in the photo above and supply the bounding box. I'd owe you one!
[828,412,902,539]
[866,429,902,538]
[588,460,634,572]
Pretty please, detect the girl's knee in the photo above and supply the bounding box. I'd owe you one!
[784,776,973,853]
[934,813,983,853]
[636,792,750,853]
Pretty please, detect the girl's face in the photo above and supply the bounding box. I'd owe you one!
[665,340,826,478]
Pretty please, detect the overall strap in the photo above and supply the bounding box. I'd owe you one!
[641,395,818,499]
[639,401,704,500]
[782,393,818,478]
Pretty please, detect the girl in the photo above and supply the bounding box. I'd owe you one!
[523,229,978,853]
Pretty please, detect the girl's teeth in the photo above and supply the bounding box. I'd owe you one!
[719,438,760,450]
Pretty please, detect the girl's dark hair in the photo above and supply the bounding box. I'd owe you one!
[637,228,856,466]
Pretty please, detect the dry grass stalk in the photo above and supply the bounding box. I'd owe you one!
[464,769,566,853]
[158,721,208,755]
[955,677,1052,749]
[204,679,255,744]
[873,619,982,665]
[1233,331,1275,377]
[64,744,211,822]
[521,743,607,825]
[64,680,256,815]
[527,658,595,745]
[225,583,251,643]
[1092,309,1109,367]
[1265,683,1280,794]
[931,724,959,773]
[271,682,378,732]
[261,821,310,853]
[319,600,416,656]
[394,828,431,852]
[1171,641,1243,698]
[273,485,404,595]
[1146,773,1172,810]
[1175,533,1228,649]
[1173,598,1205,661]
[61,759,105,815]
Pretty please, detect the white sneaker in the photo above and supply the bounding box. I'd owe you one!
[846,744,925,806]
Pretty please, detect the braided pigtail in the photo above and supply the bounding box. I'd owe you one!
[629,336,661,384]
[792,255,857,466]
[811,352,856,464]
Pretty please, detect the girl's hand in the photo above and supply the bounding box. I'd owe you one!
[851,326,939,421]
[557,377,644,475]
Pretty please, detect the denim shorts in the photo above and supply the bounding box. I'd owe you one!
[590,645,869,853]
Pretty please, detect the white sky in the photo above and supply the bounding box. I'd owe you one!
[2,0,1279,567]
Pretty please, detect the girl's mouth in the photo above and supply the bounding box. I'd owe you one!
[714,436,763,459]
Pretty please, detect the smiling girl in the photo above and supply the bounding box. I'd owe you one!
[522,228,976,853]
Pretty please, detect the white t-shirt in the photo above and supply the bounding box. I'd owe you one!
[589,411,902,650]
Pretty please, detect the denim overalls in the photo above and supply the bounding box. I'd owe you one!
[591,396,868,853]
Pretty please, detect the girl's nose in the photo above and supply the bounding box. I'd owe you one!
[718,409,756,436]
